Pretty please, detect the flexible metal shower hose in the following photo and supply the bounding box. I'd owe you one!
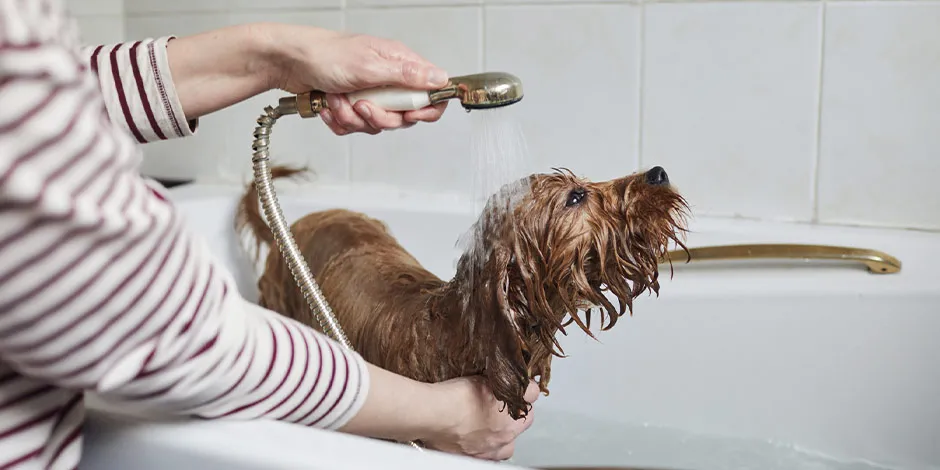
[251,104,423,452]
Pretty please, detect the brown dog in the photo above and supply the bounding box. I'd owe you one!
[235,165,689,421]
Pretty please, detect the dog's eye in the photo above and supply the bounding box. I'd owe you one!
[565,188,586,207]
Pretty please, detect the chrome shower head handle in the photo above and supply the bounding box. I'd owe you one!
[277,71,524,118]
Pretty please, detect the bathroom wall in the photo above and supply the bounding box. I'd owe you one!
[65,0,125,44]
[63,0,939,231]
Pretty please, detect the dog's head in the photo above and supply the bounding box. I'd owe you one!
[454,166,689,419]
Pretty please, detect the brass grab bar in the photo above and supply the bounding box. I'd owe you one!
[660,243,902,274]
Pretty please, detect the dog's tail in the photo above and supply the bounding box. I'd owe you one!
[235,165,312,263]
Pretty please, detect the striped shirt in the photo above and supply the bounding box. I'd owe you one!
[0,2,370,469]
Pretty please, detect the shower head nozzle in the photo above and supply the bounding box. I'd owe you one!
[431,71,524,110]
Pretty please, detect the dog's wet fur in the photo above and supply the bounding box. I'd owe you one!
[236,165,689,421]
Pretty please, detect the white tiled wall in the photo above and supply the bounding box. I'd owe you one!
[64,0,124,45]
[64,0,940,231]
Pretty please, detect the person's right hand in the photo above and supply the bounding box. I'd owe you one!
[422,377,541,461]
[260,24,450,136]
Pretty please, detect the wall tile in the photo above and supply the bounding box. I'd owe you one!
[74,16,125,44]
[124,0,231,14]
[113,0,940,232]
[346,7,482,193]
[486,4,641,182]
[125,13,233,181]
[485,0,630,4]
[64,0,122,16]
[225,0,341,11]
[125,0,339,15]
[225,11,347,184]
[642,2,822,221]
[817,2,940,230]
[349,0,479,6]
[127,12,349,183]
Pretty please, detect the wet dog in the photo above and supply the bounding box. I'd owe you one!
[236,165,689,421]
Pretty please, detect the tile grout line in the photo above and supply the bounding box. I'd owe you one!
[810,1,827,223]
[480,3,486,71]
[341,0,353,183]
[636,1,646,171]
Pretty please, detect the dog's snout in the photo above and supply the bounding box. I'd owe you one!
[645,166,669,186]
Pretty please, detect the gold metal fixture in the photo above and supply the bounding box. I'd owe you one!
[428,71,525,109]
[661,243,902,274]
[278,72,524,119]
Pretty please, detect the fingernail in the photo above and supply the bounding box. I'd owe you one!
[428,68,449,87]
[321,110,333,125]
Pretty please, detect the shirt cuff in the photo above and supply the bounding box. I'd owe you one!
[148,36,199,139]
[90,36,199,143]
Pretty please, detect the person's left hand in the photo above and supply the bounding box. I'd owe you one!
[260,24,451,136]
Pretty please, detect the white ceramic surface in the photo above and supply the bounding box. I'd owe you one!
[816,1,940,230]
[345,6,482,193]
[99,0,940,230]
[81,181,940,470]
[641,1,822,222]
[486,3,642,183]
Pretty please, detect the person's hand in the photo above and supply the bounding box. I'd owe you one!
[261,24,450,136]
[422,377,540,461]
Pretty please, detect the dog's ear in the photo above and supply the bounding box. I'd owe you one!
[476,241,533,421]
[501,210,581,357]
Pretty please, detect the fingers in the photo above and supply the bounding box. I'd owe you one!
[523,380,541,403]
[494,442,515,461]
[353,101,406,130]
[403,101,448,124]
[324,94,378,135]
[367,41,449,89]
[481,393,535,461]
[319,110,349,136]
[484,416,533,461]
[397,59,449,89]
[322,94,445,136]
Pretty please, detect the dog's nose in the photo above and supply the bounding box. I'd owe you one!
[645,166,669,185]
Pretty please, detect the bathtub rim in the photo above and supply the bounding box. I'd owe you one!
[164,180,940,297]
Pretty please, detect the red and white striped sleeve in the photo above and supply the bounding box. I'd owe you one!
[0,3,370,468]
[79,36,198,144]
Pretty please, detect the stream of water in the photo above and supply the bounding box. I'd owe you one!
[456,107,535,272]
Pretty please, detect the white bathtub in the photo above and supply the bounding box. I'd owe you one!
[82,180,940,470]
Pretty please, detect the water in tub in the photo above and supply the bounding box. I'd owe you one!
[512,409,905,470]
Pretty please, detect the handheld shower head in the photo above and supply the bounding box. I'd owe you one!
[431,71,524,110]
[278,71,524,118]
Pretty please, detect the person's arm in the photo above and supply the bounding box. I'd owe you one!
[0,5,365,431]
[78,21,452,140]
[152,22,450,135]
[0,1,433,437]
[0,6,535,459]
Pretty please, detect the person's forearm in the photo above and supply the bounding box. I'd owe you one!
[337,362,455,444]
[1,16,370,428]
[164,23,281,119]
